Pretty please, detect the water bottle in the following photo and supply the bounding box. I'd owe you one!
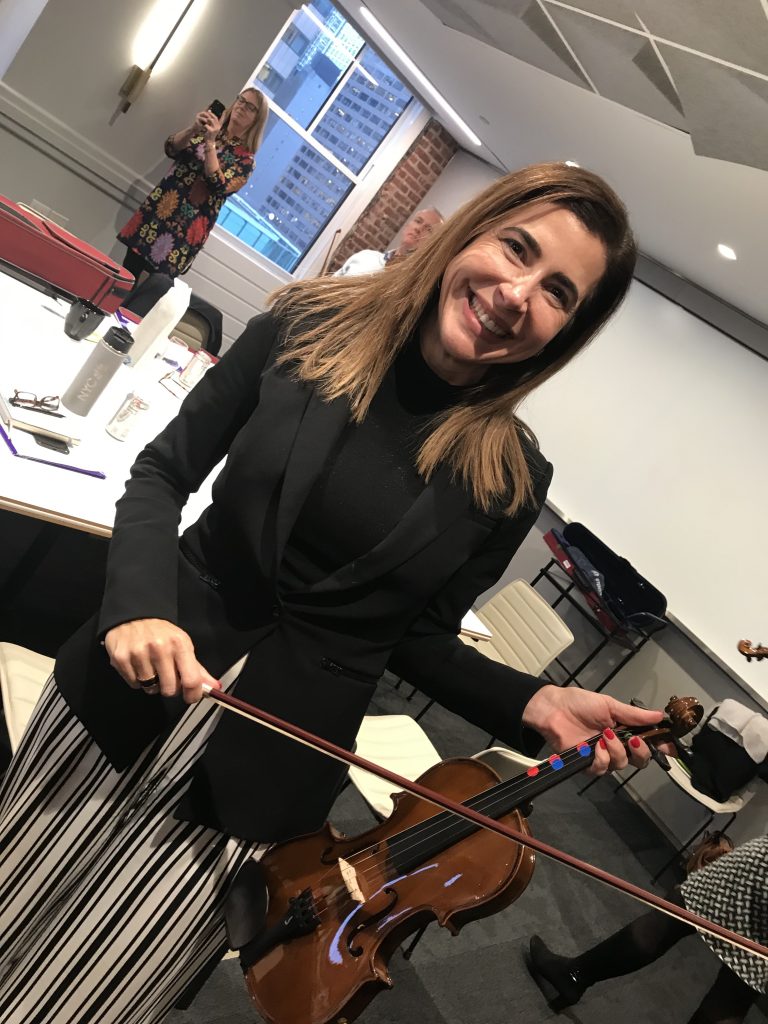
[130,279,191,367]
[61,326,133,416]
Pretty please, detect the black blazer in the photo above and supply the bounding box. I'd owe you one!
[55,312,553,842]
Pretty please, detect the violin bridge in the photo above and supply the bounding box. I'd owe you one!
[337,856,365,903]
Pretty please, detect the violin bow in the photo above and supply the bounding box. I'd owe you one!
[201,683,768,963]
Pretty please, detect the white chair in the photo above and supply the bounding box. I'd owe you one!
[460,579,574,675]
[599,752,757,882]
[649,757,755,882]
[472,745,540,777]
[415,580,574,728]
[0,642,53,752]
[348,714,442,818]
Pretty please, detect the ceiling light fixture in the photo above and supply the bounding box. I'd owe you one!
[717,243,737,261]
[358,6,482,148]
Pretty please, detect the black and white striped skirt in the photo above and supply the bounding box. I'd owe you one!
[0,663,266,1024]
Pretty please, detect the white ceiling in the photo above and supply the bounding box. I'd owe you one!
[339,0,768,326]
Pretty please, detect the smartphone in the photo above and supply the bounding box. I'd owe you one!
[208,99,225,118]
[34,433,70,455]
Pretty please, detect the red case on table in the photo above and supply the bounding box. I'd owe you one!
[0,195,134,313]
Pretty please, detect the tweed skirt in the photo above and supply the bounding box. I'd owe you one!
[681,834,768,994]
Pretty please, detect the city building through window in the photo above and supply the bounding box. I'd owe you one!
[217,1,416,272]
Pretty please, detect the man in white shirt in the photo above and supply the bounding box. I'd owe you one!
[335,207,443,276]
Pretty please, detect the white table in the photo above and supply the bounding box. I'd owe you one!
[0,271,214,537]
[459,608,492,641]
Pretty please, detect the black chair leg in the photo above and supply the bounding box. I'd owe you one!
[578,764,640,797]
[402,925,428,961]
[577,776,599,796]
[414,699,434,723]
[652,811,716,884]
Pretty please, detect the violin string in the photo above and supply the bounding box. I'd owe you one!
[349,736,600,888]
[306,738,602,925]
[349,733,607,876]
[304,734,611,925]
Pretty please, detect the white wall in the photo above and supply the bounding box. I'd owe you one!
[519,281,768,710]
[0,0,49,78]
[418,149,501,218]
[482,506,768,847]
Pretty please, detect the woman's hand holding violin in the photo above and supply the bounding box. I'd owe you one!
[522,685,673,775]
[105,618,219,704]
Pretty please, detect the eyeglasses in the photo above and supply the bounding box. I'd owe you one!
[10,390,61,416]
[235,94,259,114]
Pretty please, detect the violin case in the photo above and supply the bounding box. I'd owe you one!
[0,194,134,313]
[559,523,667,632]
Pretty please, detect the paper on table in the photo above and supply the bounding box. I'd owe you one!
[1,422,106,479]
[0,391,81,445]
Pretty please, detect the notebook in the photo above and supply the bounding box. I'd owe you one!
[0,392,81,446]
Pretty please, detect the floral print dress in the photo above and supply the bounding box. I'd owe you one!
[118,132,254,277]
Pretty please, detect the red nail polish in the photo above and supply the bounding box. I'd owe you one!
[604,728,615,741]
[629,737,641,749]
[598,738,607,750]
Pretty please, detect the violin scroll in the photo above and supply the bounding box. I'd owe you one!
[625,695,703,745]
[664,695,703,737]
[738,639,767,662]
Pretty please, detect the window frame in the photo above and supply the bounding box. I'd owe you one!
[212,4,427,279]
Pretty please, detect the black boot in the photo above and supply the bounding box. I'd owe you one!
[526,935,587,1012]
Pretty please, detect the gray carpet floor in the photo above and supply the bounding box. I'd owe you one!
[167,676,767,1024]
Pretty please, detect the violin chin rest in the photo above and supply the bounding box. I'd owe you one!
[224,859,270,950]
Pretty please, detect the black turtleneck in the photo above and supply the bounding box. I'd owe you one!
[282,338,469,587]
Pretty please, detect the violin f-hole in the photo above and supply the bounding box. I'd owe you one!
[346,887,399,957]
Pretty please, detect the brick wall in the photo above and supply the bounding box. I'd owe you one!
[327,118,459,273]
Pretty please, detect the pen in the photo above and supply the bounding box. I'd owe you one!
[0,422,106,479]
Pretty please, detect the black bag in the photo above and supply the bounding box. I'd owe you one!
[561,523,667,631]
[684,713,768,802]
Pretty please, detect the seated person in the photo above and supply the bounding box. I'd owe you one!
[335,207,443,276]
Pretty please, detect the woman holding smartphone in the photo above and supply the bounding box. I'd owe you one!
[118,88,268,282]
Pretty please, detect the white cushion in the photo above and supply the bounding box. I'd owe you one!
[0,642,53,751]
[461,580,573,676]
[472,745,540,780]
[348,715,441,818]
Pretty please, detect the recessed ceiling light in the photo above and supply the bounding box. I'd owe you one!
[717,243,737,261]
[564,160,580,167]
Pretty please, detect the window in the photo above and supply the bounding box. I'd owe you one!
[217,1,417,273]
[256,62,284,93]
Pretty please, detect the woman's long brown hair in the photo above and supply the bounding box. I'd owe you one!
[271,163,637,514]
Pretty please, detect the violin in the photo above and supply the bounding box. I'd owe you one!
[202,691,764,1024]
[738,639,768,662]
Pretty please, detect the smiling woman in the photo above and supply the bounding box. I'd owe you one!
[419,203,608,385]
[0,162,654,1024]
